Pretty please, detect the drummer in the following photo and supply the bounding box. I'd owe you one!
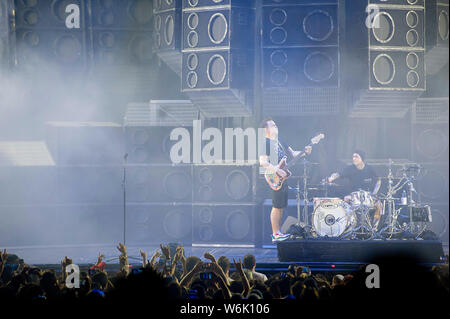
[327,150,382,223]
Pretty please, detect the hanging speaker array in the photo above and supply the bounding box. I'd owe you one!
[153,0,182,75]
[346,0,426,117]
[261,0,340,116]
[180,0,256,117]
[425,0,449,75]
[0,0,14,74]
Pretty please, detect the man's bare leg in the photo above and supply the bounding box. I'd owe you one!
[271,207,284,234]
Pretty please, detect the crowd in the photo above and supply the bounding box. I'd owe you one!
[0,243,448,308]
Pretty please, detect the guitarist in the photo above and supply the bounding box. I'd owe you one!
[259,118,312,243]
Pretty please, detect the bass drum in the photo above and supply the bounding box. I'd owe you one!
[312,198,355,237]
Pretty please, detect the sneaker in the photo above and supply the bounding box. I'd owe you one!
[271,232,290,243]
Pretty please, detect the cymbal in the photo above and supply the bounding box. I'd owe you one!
[293,160,320,165]
[377,197,401,200]
[318,181,342,187]
[379,176,402,179]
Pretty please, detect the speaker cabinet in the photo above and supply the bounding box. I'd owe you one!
[14,0,87,28]
[56,204,122,245]
[429,203,449,245]
[14,0,89,72]
[181,0,255,117]
[193,164,255,203]
[0,0,13,73]
[415,163,449,204]
[45,122,124,165]
[126,202,192,245]
[412,98,449,162]
[91,30,153,67]
[0,204,122,246]
[90,0,154,97]
[263,47,339,88]
[182,5,254,50]
[425,0,449,75]
[412,124,449,162]
[0,205,59,246]
[192,203,255,246]
[90,0,153,29]
[127,164,192,202]
[182,49,253,90]
[57,166,123,204]
[262,1,339,88]
[0,166,57,205]
[153,0,182,75]
[125,126,193,164]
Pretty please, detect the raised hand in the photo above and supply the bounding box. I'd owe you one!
[97,253,105,265]
[233,258,244,273]
[176,245,185,259]
[61,256,72,267]
[0,249,7,264]
[160,244,171,260]
[139,249,147,260]
[117,243,127,256]
[233,258,250,298]
[140,249,147,267]
[204,252,217,264]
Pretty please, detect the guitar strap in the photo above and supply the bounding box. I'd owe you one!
[277,138,289,159]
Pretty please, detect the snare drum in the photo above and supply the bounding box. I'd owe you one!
[312,198,355,237]
[350,190,375,209]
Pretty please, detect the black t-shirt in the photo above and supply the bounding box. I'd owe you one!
[339,164,378,192]
[264,138,290,164]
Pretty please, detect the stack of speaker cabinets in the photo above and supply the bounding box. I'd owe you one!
[346,0,426,117]
[124,100,196,246]
[261,0,341,116]
[44,121,124,245]
[0,122,126,246]
[0,141,57,246]
[124,101,258,247]
[425,0,449,75]
[192,162,257,247]
[180,0,256,117]
[412,97,449,245]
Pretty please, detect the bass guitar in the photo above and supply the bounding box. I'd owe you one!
[264,134,325,191]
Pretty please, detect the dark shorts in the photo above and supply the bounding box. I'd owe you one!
[272,182,289,209]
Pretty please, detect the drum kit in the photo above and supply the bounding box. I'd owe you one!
[289,159,432,241]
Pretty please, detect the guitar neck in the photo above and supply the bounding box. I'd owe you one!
[285,142,312,169]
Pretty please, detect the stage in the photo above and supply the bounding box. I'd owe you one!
[4,239,447,275]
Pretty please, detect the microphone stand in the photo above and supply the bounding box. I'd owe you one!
[123,153,128,245]
[106,152,140,264]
